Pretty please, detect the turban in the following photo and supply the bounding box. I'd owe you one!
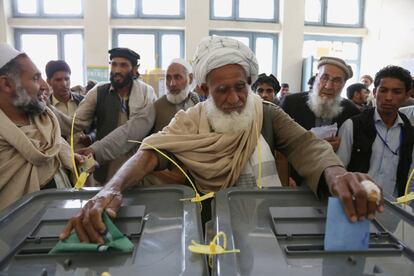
[0,43,22,69]
[169,58,192,73]
[192,36,259,85]
[318,56,353,80]
[252,73,281,92]
[108,47,140,67]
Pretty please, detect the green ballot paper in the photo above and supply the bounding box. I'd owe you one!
[49,212,134,254]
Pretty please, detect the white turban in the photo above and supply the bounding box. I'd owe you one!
[0,43,22,69]
[192,36,259,85]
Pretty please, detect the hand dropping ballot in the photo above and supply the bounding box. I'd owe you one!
[324,180,380,251]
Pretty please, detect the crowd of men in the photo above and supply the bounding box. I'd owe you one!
[2,35,414,243]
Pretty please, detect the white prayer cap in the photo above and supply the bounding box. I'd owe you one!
[169,58,192,73]
[0,43,22,69]
[192,36,259,85]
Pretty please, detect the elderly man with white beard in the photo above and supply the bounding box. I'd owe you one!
[281,56,360,185]
[0,43,78,211]
[282,57,360,151]
[152,58,199,133]
[60,37,384,244]
[143,58,199,185]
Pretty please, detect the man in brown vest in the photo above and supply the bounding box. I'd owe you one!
[50,48,156,184]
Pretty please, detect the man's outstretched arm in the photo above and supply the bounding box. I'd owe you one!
[323,166,384,222]
[60,149,160,244]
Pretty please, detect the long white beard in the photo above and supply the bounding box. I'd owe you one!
[307,86,343,120]
[166,84,190,104]
[13,79,46,115]
[205,91,255,133]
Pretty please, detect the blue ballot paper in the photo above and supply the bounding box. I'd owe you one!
[324,197,370,251]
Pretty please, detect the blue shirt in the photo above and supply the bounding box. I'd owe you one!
[337,108,414,197]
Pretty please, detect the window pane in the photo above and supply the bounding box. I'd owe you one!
[16,0,37,14]
[213,0,232,17]
[305,0,321,23]
[20,34,58,79]
[117,34,156,73]
[161,34,181,69]
[64,34,84,86]
[255,37,274,74]
[116,0,135,16]
[44,0,82,15]
[239,0,274,20]
[142,0,180,16]
[327,0,360,25]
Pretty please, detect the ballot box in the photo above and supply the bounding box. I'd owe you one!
[0,186,208,276]
[209,187,414,276]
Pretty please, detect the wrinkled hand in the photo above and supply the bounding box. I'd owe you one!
[325,136,341,152]
[325,166,384,222]
[77,147,95,157]
[74,153,86,166]
[59,189,123,244]
[78,134,93,147]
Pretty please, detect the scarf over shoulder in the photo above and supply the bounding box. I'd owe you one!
[142,95,263,193]
[0,107,72,210]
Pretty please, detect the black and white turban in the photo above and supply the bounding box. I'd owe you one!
[192,36,259,85]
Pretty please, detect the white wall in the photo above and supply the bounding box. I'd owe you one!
[361,0,414,77]
[1,0,414,89]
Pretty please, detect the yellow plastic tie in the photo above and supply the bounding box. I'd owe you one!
[188,231,240,268]
[74,172,89,189]
[394,168,414,204]
[70,112,79,180]
[128,140,215,209]
[255,122,262,189]
[180,192,215,203]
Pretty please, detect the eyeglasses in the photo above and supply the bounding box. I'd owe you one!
[319,74,344,87]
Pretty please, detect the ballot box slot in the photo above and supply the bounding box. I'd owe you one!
[13,205,145,257]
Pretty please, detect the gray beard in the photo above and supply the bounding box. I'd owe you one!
[13,82,46,115]
[307,86,343,120]
[166,84,190,104]
[205,90,255,134]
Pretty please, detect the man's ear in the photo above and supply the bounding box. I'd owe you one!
[373,88,377,98]
[0,75,16,95]
[188,73,194,85]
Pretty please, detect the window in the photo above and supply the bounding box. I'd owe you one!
[112,0,184,18]
[113,29,184,73]
[14,29,85,86]
[303,35,362,96]
[305,0,364,27]
[12,0,83,17]
[210,31,278,75]
[211,0,278,22]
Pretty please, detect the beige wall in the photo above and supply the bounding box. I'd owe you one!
[1,0,414,89]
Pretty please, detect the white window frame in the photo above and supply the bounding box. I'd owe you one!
[210,0,279,22]
[111,0,185,19]
[305,0,365,27]
[209,30,278,74]
[11,0,83,18]
[112,29,185,70]
[14,28,85,84]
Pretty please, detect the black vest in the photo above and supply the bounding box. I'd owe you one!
[347,108,414,196]
[94,84,123,183]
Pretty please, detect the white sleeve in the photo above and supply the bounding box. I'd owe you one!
[336,119,354,167]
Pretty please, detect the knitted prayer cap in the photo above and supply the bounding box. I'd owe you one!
[318,56,353,80]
